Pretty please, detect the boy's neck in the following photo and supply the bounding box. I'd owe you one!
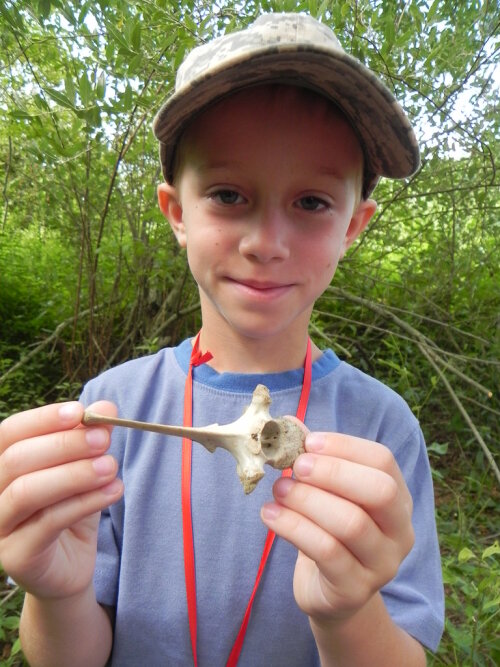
[196,324,321,374]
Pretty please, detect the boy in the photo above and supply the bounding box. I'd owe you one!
[0,13,443,666]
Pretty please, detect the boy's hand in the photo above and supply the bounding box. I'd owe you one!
[261,431,414,622]
[0,402,123,601]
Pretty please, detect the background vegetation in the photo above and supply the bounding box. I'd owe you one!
[0,0,498,664]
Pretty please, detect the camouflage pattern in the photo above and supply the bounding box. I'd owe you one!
[153,13,420,198]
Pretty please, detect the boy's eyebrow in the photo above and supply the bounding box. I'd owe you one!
[194,159,245,173]
[317,166,345,179]
[195,161,348,181]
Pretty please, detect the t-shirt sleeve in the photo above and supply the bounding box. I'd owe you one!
[381,425,444,651]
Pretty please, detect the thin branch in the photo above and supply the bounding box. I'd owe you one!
[0,309,93,386]
[460,393,500,418]
[418,343,500,486]
[321,286,498,485]
[437,357,493,399]
[1,136,12,233]
[309,320,352,359]
[0,584,20,607]
[103,302,201,371]
[325,287,494,398]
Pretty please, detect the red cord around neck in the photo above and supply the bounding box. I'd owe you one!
[182,334,312,666]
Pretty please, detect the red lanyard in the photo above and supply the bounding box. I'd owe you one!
[182,333,312,667]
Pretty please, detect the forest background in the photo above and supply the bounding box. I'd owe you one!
[0,0,498,664]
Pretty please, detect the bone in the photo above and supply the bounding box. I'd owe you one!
[82,384,305,493]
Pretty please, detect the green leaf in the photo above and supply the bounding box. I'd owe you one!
[458,547,476,563]
[33,93,49,111]
[75,106,101,128]
[10,109,35,120]
[378,358,403,372]
[105,40,115,62]
[131,22,142,51]
[44,87,75,110]
[79,73,92,106]
[77,3,89,26]
[96,72,106,100]
[0,3,24,31]
[482,542,500,560]
[2,615,19,630]
[381,11,395,51]
[483,596,500,612]
[128,54,143,76]
[341,2,350,19]
[65,74,76,104]
[183,15,198,35]
[427,0,441,24]
[84,106,101,128]
[122,83,133,111]
[37,0,51,21]
[58,3,76,26]
[11,636,22,655]
[106,20,133,54]
[428,442,448,456]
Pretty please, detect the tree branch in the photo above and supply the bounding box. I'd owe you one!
[0,309,93,386]
[322,286,498,486]
[418,343,500,486]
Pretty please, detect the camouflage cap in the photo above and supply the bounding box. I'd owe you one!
[152,12,420,198]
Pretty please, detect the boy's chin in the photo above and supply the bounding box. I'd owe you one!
[199,292,314,343]
[220,313,312,343]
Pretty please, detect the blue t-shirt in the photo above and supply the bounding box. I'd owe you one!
[81,339,444,665]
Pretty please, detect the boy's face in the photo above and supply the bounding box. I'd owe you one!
[158,86,376,346]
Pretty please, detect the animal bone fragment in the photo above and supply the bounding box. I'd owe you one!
[82,384,305,493]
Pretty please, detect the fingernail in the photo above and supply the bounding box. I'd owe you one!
[294,453,314,477]
[261,502,281,521]
[92,455,115,476]
[305,433,325,452]
[85,428,109,450]
[274,477,294,499]
[58,402,81,422]
[101,479,123,496]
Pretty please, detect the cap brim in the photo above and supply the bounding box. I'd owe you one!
[153,46,419,196]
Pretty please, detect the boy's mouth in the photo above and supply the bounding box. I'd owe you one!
[226,277,294,299]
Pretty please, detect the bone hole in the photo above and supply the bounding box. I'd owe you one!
[260,420,282,460]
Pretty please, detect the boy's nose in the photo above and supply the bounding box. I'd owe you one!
[238,209,290,263]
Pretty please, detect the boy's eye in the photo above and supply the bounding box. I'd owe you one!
[297,196,329,212]
[210,189,244,205]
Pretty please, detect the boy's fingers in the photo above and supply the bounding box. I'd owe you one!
[305,433,408,496]
[0,456,120,536]
[0,425,113,494]
[261,500,401,614]
[293,452,412,540]
[261,502,364,593]
[24,480,123,551]
[0,403,83,455]
[305,432,400,468]
[0,401,118,494]
[271,478,385,570]
[0,401,117,456]
[0,481,123,588]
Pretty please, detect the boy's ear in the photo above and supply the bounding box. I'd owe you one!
[341,198,377,258]
[157,182,186,247]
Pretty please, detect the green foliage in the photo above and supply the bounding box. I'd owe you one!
[0,0,499,663]
[440,543,500,665]
[0,575,26,666]
[425,443,500,665]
